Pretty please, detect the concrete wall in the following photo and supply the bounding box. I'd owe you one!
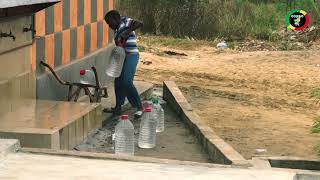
[0,72,36,116]
[0,0,115,113]
[0,46,31,80]
[37,45,114,100]
[0,15,36,116]
[0,15,33,80]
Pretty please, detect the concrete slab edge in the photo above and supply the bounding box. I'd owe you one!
[20,147,232,169]
[163,81,251,168]
[253,156,320,172]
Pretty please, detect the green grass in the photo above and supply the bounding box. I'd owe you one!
[118,0,320,42]
[312,116,320,155]
[311,88,320,99]
[139,35,216,50]
[312,117,320,133]
[315,143,320,155]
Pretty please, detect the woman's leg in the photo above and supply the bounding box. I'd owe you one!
[103,63,126,114]
[120,53,142,110]
[115,76,126,108]
[103,77,123,115]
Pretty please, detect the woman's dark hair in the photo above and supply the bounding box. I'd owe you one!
[104,10,121,23]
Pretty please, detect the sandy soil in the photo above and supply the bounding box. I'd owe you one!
[135,42,320,159]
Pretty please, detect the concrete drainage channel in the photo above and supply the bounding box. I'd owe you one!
[21,81,320,179]
[74,102,211,163]
[74,84,212,163]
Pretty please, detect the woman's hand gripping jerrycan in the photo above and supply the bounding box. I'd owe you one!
[106,39,126,78]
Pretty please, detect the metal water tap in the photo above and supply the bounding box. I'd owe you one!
[0,30,16,41]
[23,24,36,34]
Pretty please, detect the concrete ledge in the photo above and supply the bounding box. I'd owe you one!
[0,100,101,150]
[163,81,250,167]
[20,147,232,169]
[251,157,272,169]
[294,173,320,180]
[256,156,320,171]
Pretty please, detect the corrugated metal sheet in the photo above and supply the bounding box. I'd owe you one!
[0,0,60,9]
[0,0,60,20]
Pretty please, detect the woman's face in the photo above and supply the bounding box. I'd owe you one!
[107,18,119,30]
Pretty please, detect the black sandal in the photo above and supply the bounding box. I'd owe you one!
[103,107,122,116]
[134,110,144,119]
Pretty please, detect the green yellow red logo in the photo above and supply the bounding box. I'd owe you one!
[286,10,310,31]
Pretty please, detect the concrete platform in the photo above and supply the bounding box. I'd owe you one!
[0,99,101,150]
[0,81,151,151]
[0,140,317,180]
[0,151,299,180]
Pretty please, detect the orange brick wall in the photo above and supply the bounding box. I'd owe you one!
[33,0,113,75]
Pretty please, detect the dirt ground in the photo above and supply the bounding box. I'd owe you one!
[135,39,320,160]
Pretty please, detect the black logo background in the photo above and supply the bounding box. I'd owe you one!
[289,12,306,28]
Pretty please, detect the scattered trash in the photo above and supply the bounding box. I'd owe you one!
[159,99,167,105]
[255,149,267,153]
[236,26,319,52]
[236,40,277,51]
[164,50,188,56]
[217,41,228,49]
[289,35,297,40]
[142,60,152,65]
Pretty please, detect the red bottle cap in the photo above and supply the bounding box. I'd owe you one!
[121,114,129,120]
[144,107,152,112]
[80,69,86,75]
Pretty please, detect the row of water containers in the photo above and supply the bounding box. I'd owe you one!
[115,99,164,156]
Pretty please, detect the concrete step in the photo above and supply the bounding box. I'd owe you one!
[0,99,102,150]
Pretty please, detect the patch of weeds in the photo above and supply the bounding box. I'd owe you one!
[312,116,320,156]
[139,35,214,50]
[312,117,320,134]
[227,41,239,49]
[278,40,305,51]
[312,88,320,99]
[315,143,320,155]
[138,45,146,52]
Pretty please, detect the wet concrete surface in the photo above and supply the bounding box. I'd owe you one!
[75,101,211,163]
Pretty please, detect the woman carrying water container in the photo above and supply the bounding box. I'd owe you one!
[103,10,144,118]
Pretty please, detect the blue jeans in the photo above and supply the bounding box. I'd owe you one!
[114,53,142,109]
